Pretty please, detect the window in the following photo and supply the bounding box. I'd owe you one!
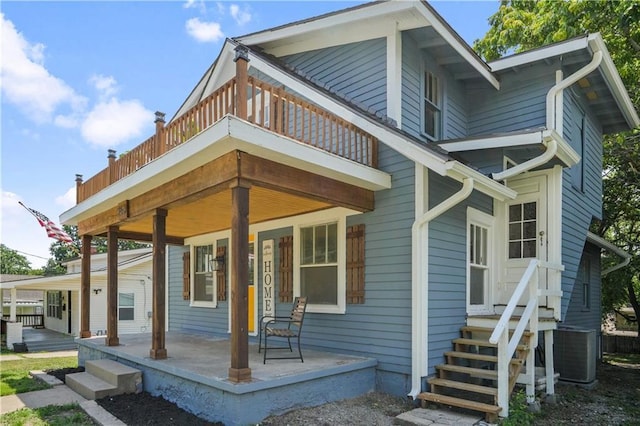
[193,244,215,304]
[118,293,134,321]
[46,291,62,319]
[469,223,489,305]
[300,223,338,305]
[571,115,585,191]
[580,258,590,310]
[467,208,493,313]
[508,202,537,259]
[422,70,441,139]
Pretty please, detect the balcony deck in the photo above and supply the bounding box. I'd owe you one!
[77,76,379,203]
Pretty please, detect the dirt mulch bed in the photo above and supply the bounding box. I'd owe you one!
[45,366,84,382]
[96,393,223,426]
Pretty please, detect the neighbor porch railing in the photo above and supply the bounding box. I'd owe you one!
[2,314,44,328]
[77,74,379,203]
[489,259,563,417]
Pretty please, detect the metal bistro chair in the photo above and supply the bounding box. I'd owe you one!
[258,297,307,363]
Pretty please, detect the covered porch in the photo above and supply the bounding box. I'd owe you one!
[61,45,390,385]
[77,331,377,424]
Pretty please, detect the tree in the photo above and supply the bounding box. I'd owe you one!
[47,225,152,275]
[474,0,640,336]
[0,244,33,274]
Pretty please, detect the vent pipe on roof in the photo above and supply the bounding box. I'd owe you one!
[492,50,603,182]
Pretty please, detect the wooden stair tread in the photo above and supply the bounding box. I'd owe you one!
[444,351,523,365]
[436,364,498,378]
[453,338,528,351]
[461,326,533,337]
[418,392,501,414]
[428,378,498,396]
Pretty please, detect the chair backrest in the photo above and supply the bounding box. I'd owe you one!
[290,297,307,327]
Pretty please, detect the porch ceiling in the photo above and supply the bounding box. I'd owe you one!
[117,186,332,239]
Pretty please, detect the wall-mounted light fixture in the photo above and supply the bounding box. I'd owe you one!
[208,254,226,272]
[93,288,102,295]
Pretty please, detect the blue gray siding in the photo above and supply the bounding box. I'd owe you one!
[168,239,230,336]
[401,32,469,141]
[564,244,602,332]
[560,92,603,319]
[282,38,387,117]
[468,63,554,136]
[427,172,493,373]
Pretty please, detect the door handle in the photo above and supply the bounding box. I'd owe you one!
[539,231,545,246]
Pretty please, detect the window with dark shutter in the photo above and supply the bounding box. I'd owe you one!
[279,235,293,302]
[182,251,190,300]
[216,246,227,301]
[346,224,365,304]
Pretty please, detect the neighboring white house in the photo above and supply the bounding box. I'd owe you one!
[0,249,153,336]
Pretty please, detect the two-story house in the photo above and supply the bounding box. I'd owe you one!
[60,1,638,423]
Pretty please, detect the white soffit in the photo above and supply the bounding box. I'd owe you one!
[489,36,590,72]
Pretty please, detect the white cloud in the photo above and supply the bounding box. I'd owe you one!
[0,190,53,268]
[230,4,252,26]
[185,18,224,43]
[184,0,207,14]
[81,98,154,147]
[55,186,77,211]
[89,74,119,99]
[0,13,86,123]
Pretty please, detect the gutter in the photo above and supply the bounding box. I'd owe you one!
[492,50,604,182]
[586,232,631,276]
[409,177,474,399]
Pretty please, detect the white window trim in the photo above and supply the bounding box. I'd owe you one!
[293,211,347,314]
[466,207,495,315]
[420,67,444,141]
[186,231,231,308]
[118,292,135,321]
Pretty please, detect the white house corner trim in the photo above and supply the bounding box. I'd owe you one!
[386,25,402,128]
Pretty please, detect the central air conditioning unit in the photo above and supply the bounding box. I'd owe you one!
[553,326,597,384]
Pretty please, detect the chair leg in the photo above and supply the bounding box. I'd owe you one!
[263,333,268,364]
[297,334,303,363]
[287,337,293,352]
[258,326,262,353]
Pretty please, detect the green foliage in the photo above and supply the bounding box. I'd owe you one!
[0,404,95,426]
[475,0,640,335]
[500,390,535,425]
[0,356,77,396]
[0,244,32,275]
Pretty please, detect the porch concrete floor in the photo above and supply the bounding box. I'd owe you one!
[78,331,375,384]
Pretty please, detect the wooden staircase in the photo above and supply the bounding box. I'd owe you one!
[418,325,532,422]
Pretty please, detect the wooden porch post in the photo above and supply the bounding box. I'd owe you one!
[234,45,249,120]
[106,226,119,346]
[228,179,251,383]
[150,209,168,360]
[80,234,92,338]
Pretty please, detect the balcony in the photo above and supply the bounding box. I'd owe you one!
[77,75,379,204]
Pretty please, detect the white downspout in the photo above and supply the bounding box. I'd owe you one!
[492,50,604,182]
[602,255,631,277]
[408,177,474,399]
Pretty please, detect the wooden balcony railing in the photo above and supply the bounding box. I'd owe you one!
[77,74,378,203]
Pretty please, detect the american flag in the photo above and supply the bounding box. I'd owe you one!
[20,202,74,244]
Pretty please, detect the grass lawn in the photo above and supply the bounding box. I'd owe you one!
[0,404,96,426]
[0,356,77,396]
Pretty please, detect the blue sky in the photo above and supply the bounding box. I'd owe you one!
[1,1,499,268]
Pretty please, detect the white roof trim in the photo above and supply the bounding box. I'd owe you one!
[0,253,152,290]
[489,36,590,72]
[237,1,499,90]
[61,115,391,225]
[587,34,640,128]
[490,34,639,130]
[586,232,630,260]
[439,129,580,168]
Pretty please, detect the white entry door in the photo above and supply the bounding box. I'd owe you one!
[498,173,548,306]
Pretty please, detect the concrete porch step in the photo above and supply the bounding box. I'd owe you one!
[65,372,117,400]
[66,359,142,400]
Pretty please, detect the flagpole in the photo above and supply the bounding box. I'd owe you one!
[18,201,80,256]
